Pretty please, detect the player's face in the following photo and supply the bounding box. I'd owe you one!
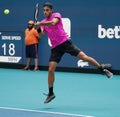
[43,6,52,18]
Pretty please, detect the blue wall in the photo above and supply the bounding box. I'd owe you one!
[0,0,120,70]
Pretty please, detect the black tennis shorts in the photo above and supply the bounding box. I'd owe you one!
[49,40,81,63]
[26,44,38,58]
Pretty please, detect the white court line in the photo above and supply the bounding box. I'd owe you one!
[0,107,95,117]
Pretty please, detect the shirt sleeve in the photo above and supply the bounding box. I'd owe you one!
[40,12,62,31]
[53,12,61,19]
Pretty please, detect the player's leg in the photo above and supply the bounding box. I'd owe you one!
[77,51,100,67]
[44,45,64,104]
[65,40,113,78]
[44,61,57,104]
[48,61,57,96]
[77,51,113,78]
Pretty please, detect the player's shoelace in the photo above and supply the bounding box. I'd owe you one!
[101,64,111,69]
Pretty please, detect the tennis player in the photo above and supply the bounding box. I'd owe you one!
[36,2,113,103]
[23,20,40,71]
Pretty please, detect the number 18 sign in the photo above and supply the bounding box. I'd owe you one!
[0,31,23,63]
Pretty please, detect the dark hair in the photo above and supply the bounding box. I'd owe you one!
[43,2,53,9]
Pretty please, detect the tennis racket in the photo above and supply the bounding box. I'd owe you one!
[34,3,39,23]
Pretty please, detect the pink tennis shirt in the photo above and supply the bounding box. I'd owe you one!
[41,12,69,48]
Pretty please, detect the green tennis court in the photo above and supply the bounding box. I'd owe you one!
[0,68,120,117]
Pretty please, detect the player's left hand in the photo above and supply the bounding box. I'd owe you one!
[34,22,40,29]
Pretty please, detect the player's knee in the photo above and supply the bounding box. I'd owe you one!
[82,55,89,61]
[49,66,55,73]
[78,51,88,60]
[78,53,89,61]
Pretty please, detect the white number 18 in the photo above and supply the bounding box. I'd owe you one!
[2,43,15,56]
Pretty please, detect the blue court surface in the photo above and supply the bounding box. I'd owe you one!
[0,68,120,117]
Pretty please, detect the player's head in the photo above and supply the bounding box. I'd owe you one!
[43,2,53,18]
[28,20,34,29]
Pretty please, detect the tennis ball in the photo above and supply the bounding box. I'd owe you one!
[4,9,10,15]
